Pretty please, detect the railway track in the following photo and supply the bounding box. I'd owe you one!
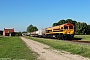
[43,37,90,46]
[61,40,90,46]
[72,40,90,43]
[32,36,90,46]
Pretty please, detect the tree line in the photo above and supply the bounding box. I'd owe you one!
[53,19,90,35]
[27,19,90,35]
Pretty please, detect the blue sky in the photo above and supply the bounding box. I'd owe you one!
[0,0,90,31]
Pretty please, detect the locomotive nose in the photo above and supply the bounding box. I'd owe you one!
[67,30,70,34]
[64,30,73,34]
[67,30,74,34]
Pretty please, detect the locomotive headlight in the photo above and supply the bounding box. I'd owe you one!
[71,31,74,34]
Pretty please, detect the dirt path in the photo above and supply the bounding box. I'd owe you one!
[20,37,90,60]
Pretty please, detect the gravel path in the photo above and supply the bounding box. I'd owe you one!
[20,37,90,60]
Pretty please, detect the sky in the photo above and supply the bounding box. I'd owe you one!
[0,0,90,32]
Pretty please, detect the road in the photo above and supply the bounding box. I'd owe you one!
[20,37,90,60]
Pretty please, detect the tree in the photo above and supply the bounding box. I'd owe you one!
[27,24,38,32]
[52,22,58,26]
[15,32,22,36]
[75,22,87,35]
[66,19,73,23]
[87,25,90,34]
[58,20,66,25]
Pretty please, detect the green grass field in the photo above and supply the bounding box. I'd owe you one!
[25,36,90,58]
[0,36,38,60]
[74,35,90,41]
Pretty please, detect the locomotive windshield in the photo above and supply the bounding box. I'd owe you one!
[64,26,73,29]
[64,26,68,29]
[69,26,73,29]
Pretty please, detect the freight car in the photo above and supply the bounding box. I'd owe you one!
[36,29,45,37]
[30,31,38,37]
[30,29,45,37]
[30,23,74,40]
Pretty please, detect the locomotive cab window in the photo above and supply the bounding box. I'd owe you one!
[64,26,68,29]
[69,26,73,29]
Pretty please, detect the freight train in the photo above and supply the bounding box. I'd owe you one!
[30,23,74,40]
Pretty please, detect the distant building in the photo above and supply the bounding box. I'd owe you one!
[3,28,15,36]
[22,32,30,36]
[0,30,3,35]
[22,32,27,36]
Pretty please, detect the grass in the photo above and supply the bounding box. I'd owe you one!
[25,36,90,58]
[74,35,90,41]
[0,36,38,60]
